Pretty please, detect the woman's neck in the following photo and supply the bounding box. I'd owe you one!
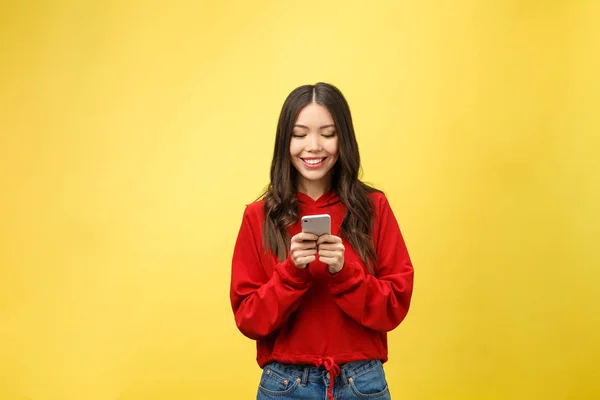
[297,177,332,201]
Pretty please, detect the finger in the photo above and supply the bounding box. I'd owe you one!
[317,256,334,265]
[317,234,342,245]
[295,232,319,242]
[317,243,344,252]
[318,249,339,258]
[292,240,317,250]
[297,255,316,265]
[294,249,317,258]
[316,235,331,245]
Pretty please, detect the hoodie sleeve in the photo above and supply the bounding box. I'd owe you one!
[326,194,414,332]
[230,205,312,340]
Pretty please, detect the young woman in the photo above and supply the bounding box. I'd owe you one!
[230,82,414,400]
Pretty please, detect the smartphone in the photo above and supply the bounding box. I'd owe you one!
[301,214,331,236]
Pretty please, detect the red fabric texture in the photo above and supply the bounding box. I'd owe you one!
[230,190,414,375]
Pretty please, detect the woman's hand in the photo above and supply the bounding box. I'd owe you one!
[290,232,319,268]
[317,234,345,274]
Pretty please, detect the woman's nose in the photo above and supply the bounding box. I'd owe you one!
[306,134,322,152]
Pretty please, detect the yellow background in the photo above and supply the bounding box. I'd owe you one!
[1,1,599,399]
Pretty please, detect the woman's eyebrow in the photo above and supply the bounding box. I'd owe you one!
[293,124,336,129]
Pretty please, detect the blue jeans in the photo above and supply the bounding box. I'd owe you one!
[256,360,391,399]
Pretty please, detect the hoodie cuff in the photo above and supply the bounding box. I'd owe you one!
[277,257,311,287]
[327,260,364,294]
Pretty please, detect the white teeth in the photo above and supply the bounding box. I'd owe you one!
[304,158,323,165]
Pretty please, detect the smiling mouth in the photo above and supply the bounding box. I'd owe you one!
[301,157,326,166]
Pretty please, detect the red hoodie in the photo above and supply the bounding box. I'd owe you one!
[230,189,414,380]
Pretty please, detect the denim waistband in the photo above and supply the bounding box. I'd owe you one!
[265,359,382,385]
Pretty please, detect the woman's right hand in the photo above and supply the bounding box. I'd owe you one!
[290,232,319,268]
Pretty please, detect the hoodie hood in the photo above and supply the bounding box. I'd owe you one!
[296,189,341,208]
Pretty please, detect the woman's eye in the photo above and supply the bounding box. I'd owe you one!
[292,133,306,138]
[322,132,336,138]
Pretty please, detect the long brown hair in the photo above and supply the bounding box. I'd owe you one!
[262,82,380,273]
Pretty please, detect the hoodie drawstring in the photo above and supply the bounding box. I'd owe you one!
[317,356,341,400]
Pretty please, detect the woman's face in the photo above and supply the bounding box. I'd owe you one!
[289,103,339,190]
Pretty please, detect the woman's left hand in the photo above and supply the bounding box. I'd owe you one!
[317,234,345,274]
